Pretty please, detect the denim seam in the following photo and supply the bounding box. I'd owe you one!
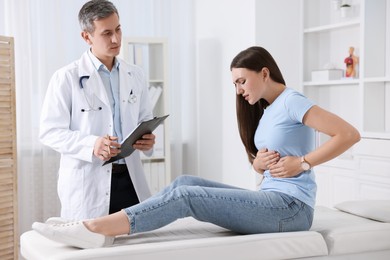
[278,200,306,232]
[129,192,295,234]
[125,209,136,234]
[135,194,263,215]
[133,193,290,218]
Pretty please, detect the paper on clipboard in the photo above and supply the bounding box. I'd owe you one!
[103,115,169,166]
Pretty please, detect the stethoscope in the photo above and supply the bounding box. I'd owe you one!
[79,75,102,112]
[79,72,137,113]
[128,90,137,104]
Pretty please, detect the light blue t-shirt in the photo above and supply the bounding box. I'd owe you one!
[255,87,316,208]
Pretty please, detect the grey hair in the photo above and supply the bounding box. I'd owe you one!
[78,0,119,33]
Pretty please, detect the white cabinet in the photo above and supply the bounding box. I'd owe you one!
[302,0,390,139]
[120,37,170,194]
[301,0,390,207]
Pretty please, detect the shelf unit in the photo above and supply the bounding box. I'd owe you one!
[302,0,390,140]
[301,0,390,208]
[120,37,170,194]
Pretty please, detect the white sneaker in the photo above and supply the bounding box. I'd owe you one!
[32,221,114,249]
[45,217,71,225]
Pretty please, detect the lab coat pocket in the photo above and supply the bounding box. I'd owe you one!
[57,168,85,214]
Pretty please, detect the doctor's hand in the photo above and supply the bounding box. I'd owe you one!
[93,135,121,161]
[253,148,280,173]
[133,133,155,151]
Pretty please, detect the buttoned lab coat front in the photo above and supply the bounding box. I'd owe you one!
[39,51,153,220]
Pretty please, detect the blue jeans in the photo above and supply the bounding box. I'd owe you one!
[124,175,314,234]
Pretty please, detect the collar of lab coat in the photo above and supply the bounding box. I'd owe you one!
[77,51,111,111]
[77,50,137,116]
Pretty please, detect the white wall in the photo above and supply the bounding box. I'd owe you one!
[255,0,302,92]
[194,0,302,189]
[194,0,257,189]
[0,1,6,33]
[0,0,197,236]
[0,1,305,236]
[0,0,302,194]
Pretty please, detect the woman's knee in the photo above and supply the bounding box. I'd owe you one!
[172,175,200,186]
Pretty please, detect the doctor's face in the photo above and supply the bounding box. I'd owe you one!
[85,13,122,63]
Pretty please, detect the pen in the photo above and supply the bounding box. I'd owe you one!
[106,134,111,155]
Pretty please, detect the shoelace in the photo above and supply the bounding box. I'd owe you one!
[54,221,81,227]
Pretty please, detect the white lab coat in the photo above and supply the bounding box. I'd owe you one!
[40,51,153,220]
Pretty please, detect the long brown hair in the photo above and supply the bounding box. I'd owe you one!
[230,46,285,163]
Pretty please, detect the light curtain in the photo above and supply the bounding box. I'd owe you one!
[2,0,64,236]
[0,0,195,237]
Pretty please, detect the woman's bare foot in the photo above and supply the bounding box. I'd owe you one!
[84,210,131,236]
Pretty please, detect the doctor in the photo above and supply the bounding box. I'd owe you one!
[39,0,155,220]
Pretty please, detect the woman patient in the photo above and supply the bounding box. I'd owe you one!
[33,46,360,249]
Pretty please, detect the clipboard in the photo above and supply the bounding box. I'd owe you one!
[103,115,169,166]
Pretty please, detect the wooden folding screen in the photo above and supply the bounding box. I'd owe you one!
[0,36,18,260]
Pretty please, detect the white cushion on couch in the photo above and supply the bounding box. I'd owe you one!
[311,206,390,255]
[334,200,390,223]
[321,223,390,255]
[21,217,328,260]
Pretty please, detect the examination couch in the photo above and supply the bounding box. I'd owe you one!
[20,200,390,260]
